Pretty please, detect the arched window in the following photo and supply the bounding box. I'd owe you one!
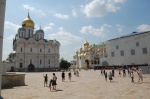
[40,59,42,64]
[21,47,22,52]
[94,60,97,64]
[30,48,32,52]
[29,30,30,37]
[98,60,100,64]
[48,59,50,64]
[20,63,23,68]
[40,49,42,52]
[91,60,93,64]
[30,59,32,64]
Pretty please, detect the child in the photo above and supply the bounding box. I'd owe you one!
[49,79,53,91]
[43,74,48,87]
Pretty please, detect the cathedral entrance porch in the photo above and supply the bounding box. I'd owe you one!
[28,64,35,72]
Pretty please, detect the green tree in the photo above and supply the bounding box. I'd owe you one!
[59,59,71,69]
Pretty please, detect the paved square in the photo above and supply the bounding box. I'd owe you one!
[1,70,150,99]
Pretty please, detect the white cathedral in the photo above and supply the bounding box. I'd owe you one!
[3,13,60,72]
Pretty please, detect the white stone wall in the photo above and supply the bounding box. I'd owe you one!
[107,32,150,66]
[13,38,60,70]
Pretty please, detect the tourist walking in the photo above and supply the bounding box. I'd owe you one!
[123,68,126,77]
[105,72,107,82]
[103,69,105,76]
[101,68,103,75]
[127,67,130,76]
[68,71,72,82]
[130,71,134,82]
[43,74,48,87]
[109,72,113,82]
[138,69,143,83]
[52,73,57,90]
[118,68,121,77]
[112,68,115,77]
[77,70,79,77]
[74,69,76,76]
[62,71,65,82]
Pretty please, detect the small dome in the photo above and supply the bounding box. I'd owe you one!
[22,13,34,28]
[15,34,18,37]
[36,29,44,33]
[18,27,25,32]
[84,40,89,47]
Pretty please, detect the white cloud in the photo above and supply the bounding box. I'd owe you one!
[116,24,124,33]
[5,21,20,31]
[72,9,77,17]
[48,27,82,45]
[23,4,35,11]
[82,0,125,17]
[43,23,55,32]
[113,0,125,3]
[52,11,69,19]
[80,24,111,37]
[23,4,46,17]
[137,24,150,32]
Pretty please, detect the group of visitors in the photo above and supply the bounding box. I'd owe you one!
[43,73,57,91]
[101,67,143,83]
[61,71,72,82]
[101,68,114,82]
[43,70,75,91]
[129,67,143,83]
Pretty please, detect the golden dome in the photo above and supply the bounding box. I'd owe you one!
[84,52,87,56]
[80,53,84,56]
[22,13,34,28]
[84,40,89,47]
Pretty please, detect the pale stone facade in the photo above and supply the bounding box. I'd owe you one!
[72,41,107,69]
[107,31,150,66]
[4,13,60,72]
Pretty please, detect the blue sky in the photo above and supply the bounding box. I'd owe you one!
[3,0,150,62]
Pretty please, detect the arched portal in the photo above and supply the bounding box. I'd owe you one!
[28,64,35,71]
[102,61,109,66]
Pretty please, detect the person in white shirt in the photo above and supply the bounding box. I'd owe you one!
[138,69,143,83]
[130,71,134,83]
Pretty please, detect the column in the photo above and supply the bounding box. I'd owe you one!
[0,0,6,97]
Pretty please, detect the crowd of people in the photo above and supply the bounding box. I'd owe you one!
[101,67,143,83]
[43,67,143,92]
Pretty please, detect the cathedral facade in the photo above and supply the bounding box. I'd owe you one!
[5,13,60,72]
[72,41,107,69]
